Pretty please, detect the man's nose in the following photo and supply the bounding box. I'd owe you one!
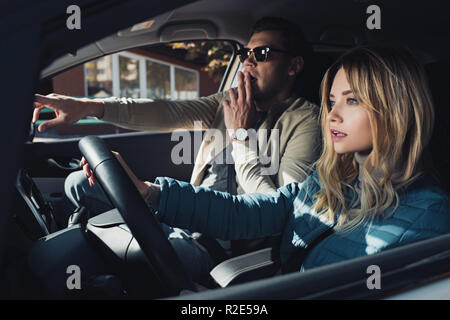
[244,51,257,67]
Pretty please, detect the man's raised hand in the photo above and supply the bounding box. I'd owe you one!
[223,71,258,131]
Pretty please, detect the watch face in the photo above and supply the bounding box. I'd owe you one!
[235,128,248,141]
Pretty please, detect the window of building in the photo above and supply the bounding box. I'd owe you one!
[146,60,170,100]
[174,67,198,100]
[118,55,140,98]
[85,56,113,98]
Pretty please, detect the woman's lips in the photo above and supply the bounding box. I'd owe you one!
[330,128,347,141]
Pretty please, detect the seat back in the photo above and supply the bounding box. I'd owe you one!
[425,60,450,194]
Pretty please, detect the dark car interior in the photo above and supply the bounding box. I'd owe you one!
[1,0,449,299]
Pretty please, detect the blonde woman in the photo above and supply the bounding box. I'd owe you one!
[87,46,450,281]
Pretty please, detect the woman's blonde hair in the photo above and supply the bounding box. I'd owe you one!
[314,46,435,230]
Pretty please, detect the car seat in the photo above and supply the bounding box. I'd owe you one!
[425,60,450,194]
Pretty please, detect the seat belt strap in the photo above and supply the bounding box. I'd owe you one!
[281,225,335,274]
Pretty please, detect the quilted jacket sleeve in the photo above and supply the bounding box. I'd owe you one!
[154,177,299,240]
[395,195,450,246]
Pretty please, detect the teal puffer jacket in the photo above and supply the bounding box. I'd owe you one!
[155,172,450,270]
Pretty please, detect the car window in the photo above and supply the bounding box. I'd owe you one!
[230,63,244,88]
[34,41,234,141]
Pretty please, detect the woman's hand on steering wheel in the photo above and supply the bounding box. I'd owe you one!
[81,156,97,187]
[81,152,152,200]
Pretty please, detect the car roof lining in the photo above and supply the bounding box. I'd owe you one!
[41,0,450,79]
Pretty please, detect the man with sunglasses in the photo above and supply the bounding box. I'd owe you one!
[33,16,321,263]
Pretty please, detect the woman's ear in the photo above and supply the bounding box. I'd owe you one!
[288,56,304,77]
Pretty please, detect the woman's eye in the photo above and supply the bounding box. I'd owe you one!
[347,98,358,105]
[329,100,335,108]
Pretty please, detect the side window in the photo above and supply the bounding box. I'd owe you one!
[230,63,244,88]
[34,41,233,141]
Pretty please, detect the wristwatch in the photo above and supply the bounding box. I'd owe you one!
[231,128,249,142]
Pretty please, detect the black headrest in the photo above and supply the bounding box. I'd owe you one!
[425,60,450,194]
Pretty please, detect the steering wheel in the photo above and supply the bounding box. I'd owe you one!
[78,136,196,296]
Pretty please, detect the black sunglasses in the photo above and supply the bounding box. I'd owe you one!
[237,46,290,63]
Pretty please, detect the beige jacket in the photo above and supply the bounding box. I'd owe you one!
[101,91,321,193]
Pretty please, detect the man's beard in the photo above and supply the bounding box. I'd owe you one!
[253,79,284,106]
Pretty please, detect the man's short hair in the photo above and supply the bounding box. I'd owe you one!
[250,16,309,58]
